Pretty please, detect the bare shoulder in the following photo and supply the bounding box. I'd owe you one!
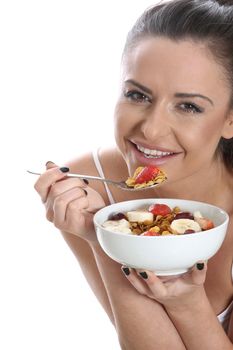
[64,151,97,174]
[64,146,126,175]
[99,147,128,179]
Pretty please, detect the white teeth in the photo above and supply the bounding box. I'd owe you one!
[136,144,173,158]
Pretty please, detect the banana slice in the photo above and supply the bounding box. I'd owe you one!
[170,219,201,234]
[126,210,154,224]
[102,219,132,233]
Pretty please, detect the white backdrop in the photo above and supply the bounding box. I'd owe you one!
[0,1,158,349]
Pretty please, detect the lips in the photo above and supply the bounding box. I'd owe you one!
[136,144,174,158]
[129,141,180,166]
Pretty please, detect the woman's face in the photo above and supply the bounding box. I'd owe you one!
[114,37,232,183]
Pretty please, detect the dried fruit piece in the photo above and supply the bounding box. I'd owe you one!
[194,211,214,230]
[195,218,214,230]
[108,212,127,221]
[184,229,195,234]
[174,212,194,220]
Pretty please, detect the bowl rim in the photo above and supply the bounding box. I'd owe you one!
[93,198,229,238]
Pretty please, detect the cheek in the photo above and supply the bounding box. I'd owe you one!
[180,119,223,155]
[113,104,132,144]
[114,105,125,150]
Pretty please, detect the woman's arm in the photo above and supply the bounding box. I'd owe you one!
[121,265,233,350]
[91,243,186,350]
[60,231,115,325]
[34,157,185,349]
[34,159,116,325]
[166,294,233,350]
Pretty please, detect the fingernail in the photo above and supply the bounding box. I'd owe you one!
[139,272,148,279]
[83,189,88,196]
[196,263,204,270]
[45,161,54,166]
[83,179,89,185]
[60,167,70,173]
[122,267,130,276]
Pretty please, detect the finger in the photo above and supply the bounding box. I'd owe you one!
[80,187,106,214]
[121,267,152,297]
[45,161,57,170]
[181,261,207,286]
[53,187,88,227]
[47,177,87,202]
[45,178,88,220]
[45,161,89,185]
[34,166,70,202]
[190,261,207,285]
[137,270,168,299]
[46,185,87,222]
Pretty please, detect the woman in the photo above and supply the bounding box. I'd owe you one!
[34,0,233,348]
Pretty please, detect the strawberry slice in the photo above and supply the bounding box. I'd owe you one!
[141,231,161,236]
[134,166,159,184]
[149,203,171,216]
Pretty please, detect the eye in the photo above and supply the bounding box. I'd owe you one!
[124,90,152,104]
[178,102,204,114]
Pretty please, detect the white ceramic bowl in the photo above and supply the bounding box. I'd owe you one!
[94,198,229,276]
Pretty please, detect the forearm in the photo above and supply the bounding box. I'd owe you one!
[60,231,115,324]
[91,243,186,350]
[166,290,233,350]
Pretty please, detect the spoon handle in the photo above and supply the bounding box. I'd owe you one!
[27,170,120,185]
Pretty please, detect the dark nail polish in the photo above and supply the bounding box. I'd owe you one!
[60,167,69,173]
[83,179,89,185]
[83,189,88,196]
[122,267,130,276]
[139,272,148,279]
[196,263,204,270]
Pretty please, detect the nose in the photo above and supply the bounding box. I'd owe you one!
[141,104,172,141]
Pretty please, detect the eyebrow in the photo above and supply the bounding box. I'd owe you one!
[124,79,214,106]
[174,93,214,106]
[124,79,153,95]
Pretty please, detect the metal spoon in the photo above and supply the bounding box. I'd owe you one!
[27,170,165,191]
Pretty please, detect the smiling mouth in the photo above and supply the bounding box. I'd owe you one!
[135,144,176,158]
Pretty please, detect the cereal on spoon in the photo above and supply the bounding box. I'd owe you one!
[125,165,167,189]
